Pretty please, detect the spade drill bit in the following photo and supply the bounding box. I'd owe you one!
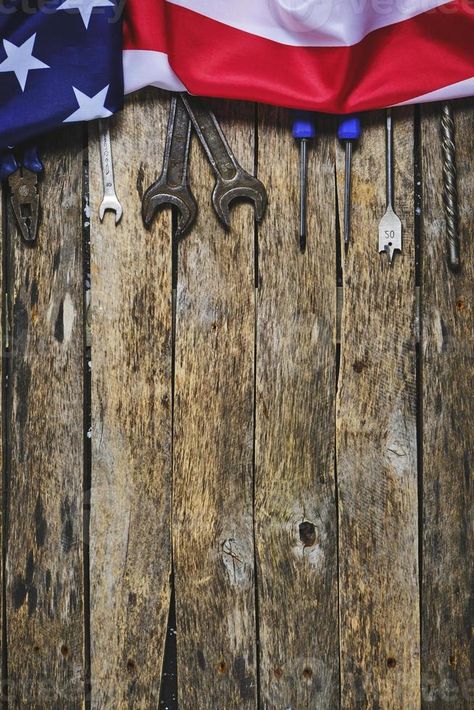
[379,109,402,264]
[440,102,460,272]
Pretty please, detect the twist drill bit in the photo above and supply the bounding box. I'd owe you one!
[440,102,460,272]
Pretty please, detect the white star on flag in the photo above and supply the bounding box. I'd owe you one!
[0,34,49,91]
[63,85,112,122]
[57,0,115,30]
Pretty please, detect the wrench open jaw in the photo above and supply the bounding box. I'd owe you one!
[142,180,198,238]
[142,95,198,239]
[99,195,123,224]
[212,168,268,230]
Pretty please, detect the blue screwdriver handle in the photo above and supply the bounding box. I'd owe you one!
[338,116,361,141]
[22,145,44,174]
[292,111,316,140]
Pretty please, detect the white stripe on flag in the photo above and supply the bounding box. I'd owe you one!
[166,0,451,47]
[123,49,185,95]
[396,76,474,105]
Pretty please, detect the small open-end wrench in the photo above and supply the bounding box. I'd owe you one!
[180,93,268,229]
[99,119,123,224]
[142,95,197,238]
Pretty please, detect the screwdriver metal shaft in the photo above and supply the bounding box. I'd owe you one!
[293,112,316,252]
[299,137,308,250]
[343,140,352,246]
[338,116,361,247]
[440,102,460,272]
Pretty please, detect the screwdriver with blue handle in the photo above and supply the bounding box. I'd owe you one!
[338,115,361,248]
[292,111,316,252]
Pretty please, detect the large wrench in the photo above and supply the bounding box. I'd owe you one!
[180,94,268,229]
[99,119,123,224]
[142,95,197,238]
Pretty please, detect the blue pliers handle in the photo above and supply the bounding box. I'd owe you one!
[0,146,44,181]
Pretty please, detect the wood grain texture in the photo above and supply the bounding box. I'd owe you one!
[0,187,4,702]
[336,109,420,708]
[6,127,85,705]
[255,108,339,709]
[173,99,257,708]
[421,100,474,709]
[89,90,172,707]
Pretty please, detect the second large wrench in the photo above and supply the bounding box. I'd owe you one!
[181,94,268,229]
[142,95,197,238]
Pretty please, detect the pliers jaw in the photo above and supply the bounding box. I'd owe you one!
[9,167,40,244]
[0,146,43,244]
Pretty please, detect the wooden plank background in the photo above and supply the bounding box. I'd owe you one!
[421,101,474,709]
[0,91,472,709]
[255,107,339,709]
[173,99,257,709]
[6,127,85,706]
[336,108,420,708]
[88,89,172,707]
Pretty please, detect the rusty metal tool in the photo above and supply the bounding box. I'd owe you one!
[440,102,460,272]
[142,94,197,238]
[99,118,122,224]
[180,93,268,229]
[379,109,402,264]
[0,145,43,243]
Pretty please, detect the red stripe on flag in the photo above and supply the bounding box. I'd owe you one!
[163,1,474,112]
[124,0,168,54]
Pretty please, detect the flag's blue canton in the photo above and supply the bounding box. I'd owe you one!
[0,1,123,150]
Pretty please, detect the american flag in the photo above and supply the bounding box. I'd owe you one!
[0,0,123,150]
[124,0,474,113]
[1,1,473,151]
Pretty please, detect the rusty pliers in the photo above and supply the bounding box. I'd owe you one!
[0,145,43,243]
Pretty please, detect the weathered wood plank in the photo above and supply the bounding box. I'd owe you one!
[173,99,257,708]
[0,187,4,702]
[6,128,85,705]
[89,90,172,707]
[421,100,474,709]
[336,109,420,708]
[255,107,339,709]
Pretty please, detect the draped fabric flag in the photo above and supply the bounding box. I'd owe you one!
[1,1,473,151]
[124,0,474,114]
[0,1,123,150]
